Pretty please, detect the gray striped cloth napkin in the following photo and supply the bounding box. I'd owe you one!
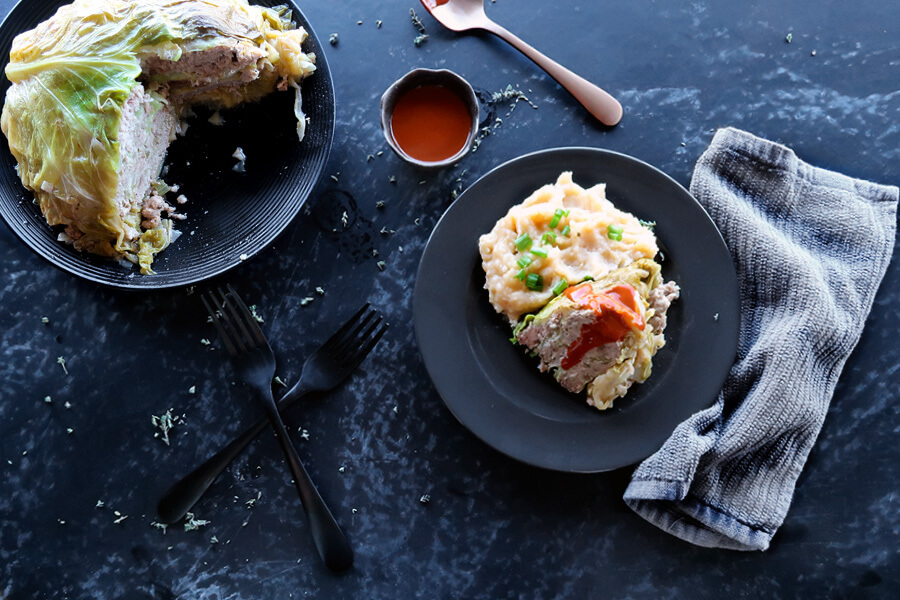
[623,127,899,551]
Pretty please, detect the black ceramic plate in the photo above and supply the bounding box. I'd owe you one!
[0,0,334,289]
[414,147,740,473]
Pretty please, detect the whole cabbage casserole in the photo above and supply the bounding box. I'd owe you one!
[0,0,316,273]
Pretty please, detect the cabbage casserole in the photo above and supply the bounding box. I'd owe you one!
[1,0,316,273]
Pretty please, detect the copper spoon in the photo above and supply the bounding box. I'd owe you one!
[419,0,623,126]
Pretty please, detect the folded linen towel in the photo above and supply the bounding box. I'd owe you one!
[623,127,899,551]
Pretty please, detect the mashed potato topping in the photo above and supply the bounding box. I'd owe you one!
[478,172,659,323]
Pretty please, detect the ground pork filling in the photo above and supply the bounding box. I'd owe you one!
[113,44,272,261]
[113,83,177,244]
[516,279,681,409]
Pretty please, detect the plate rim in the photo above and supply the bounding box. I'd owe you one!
[413,146,740,473]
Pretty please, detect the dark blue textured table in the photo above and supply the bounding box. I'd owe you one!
[1,1,897,598]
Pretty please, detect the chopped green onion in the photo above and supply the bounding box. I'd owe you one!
[514,269,528,281]
[516,255,533,268]
[552,279,569,295]
[530,247,549,258]
[607,224,624,241]
[561,225,571,237]
[562,209,570,217]
[525,273,544,291]
[541,232,557,246]
[549,209,564,229]
[514,233,532,252]
[582,276,594,282]
[609,232,623,241]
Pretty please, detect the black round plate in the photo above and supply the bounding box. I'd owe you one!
[414,147,740,473]
[0,0,334,289]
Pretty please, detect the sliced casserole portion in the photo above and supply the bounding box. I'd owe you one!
[514,258,680,410]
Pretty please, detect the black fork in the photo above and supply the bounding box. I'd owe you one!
[202,285,354,572]
[157,303,387,527]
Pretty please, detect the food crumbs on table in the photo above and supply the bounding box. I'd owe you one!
[58,519,66,525]
[389,175,397,183]
[188,386,196,394]
[329,33,338,45]
[66,428,73,434]
[43,396,52,404]
[300,297,315,306]
[376,20,383,28]
[785,32,793,43]
[239,253,249,261]
[113,511,128,524]
[356,20,362,25]
[200,338,211,346]
[245,492,261,508]
[341,211,349,228]
[184,512,210,531]
[714,313,720,321]
[150,521,169,533]
[315,287,325,295]
[96,500,105,508]
[210,536,219,544]
[366,153,375,162]
[338,466,345,473]
[57,356,68,374]
[151,409,180,446]
[372,248,379,257]
[351,508,358,514]
[377,260,386,271]
[64,401,71,409]
[376,201,385,209]
[274,375,287,387]
[41,316,49,324]
[410,8,428,46]
[377,150,383,156]
[811,49,817,56]
[419,494,431,504]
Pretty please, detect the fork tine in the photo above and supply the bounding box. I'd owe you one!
[330,310,380,358]
[225,284,267,349]
[202,290,240,357]
[210,287,251,355]
[340,322,388,370]
[319,303,372,354]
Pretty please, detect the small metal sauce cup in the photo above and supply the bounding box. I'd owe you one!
[380,68,480,169]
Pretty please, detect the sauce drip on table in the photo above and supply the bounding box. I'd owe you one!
[390,84,471,162]
[561,283,645,369]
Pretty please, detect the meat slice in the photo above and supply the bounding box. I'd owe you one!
[514,259,680,410]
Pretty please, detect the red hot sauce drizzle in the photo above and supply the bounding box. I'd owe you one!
[560,283,645,370]
[390,84,471,162]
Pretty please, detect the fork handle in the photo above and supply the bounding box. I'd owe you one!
[156,382,311,525]
[260,393,354,572]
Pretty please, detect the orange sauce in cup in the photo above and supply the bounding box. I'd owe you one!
[390,85,472,163]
